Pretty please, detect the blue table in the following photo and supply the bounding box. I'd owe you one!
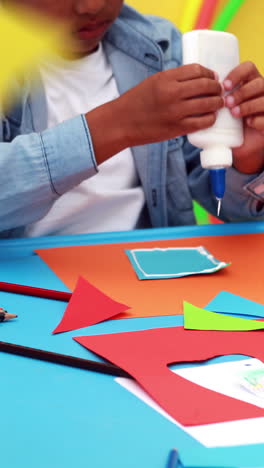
[1,222,264,468]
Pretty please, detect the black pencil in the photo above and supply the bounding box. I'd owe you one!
[0,341,130,377]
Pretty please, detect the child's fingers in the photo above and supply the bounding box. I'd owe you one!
[172,64,216,82]
[225,77,264,108]
[247,115,264,133]
[230,97,264,118]
[224,61,260,90]
[180,78,222,100]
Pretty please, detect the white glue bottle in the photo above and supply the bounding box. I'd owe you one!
[182,30,244,216]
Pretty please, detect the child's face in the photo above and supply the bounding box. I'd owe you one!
[4,0,124,56]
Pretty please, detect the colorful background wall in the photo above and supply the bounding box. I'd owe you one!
[127,0,264,75]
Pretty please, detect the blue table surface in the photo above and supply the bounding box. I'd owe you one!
[1,222,264,468]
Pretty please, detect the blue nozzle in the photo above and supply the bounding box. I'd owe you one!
[209,168,226,200]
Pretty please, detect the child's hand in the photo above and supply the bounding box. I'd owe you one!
[117,64,224,145]
[87,64,224,164]
[224,62,264,173]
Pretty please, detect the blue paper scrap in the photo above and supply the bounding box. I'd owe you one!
[206,291,264,319]
[126,246,229,280]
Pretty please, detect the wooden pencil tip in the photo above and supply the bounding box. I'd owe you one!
[7,313,18,319]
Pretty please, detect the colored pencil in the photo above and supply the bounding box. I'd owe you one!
[0,281,72,301]
[194,0,220,29]
[0,340,130,377]
[180,0,204,32]
[212,0,246,31]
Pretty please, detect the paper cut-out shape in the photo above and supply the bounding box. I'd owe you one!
[125,247,229,280]
[184,301,264,331]
[207,291,264,318]
[116,358,264,448]
[53,276,130,334]
[74,327,264,426]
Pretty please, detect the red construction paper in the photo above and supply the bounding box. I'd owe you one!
[74,327,264,426]
[53,276,130,334]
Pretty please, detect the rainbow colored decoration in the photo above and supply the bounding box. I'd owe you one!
[194,0,220,30]
[212,0,247,31]
[179,0,204,33]
[176,0,247,32]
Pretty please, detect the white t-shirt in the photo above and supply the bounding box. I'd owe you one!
[26,43,145,236]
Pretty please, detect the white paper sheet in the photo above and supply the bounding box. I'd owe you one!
[116,358,264,448]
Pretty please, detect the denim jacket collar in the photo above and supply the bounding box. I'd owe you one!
[105,6,169,72]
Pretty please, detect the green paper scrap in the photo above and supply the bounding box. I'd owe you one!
[184,301,264,331]
[212,0,246,31]
[193,201,209,225]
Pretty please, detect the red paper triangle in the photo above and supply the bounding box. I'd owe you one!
[74,327,264,426]
[53,276,130,334]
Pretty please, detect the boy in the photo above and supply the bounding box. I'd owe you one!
[1,0,264,237]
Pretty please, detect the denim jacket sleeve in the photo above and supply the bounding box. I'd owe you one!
[0,114,97,235]
[183,137,264,222]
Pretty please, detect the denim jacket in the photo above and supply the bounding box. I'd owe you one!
[1,4,264,238]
